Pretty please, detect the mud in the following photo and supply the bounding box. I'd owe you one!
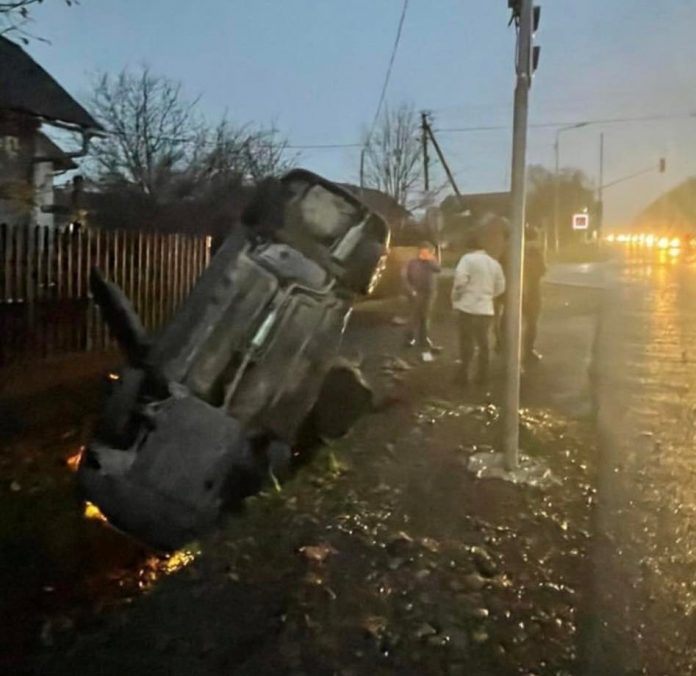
[1,284,601,675]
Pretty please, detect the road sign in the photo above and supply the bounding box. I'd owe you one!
[572,213,589,231]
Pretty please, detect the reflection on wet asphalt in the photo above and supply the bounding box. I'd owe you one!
[588,249,696,675]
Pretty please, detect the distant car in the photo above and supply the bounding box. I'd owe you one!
[79,169,390,550]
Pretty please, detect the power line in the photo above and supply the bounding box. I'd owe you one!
[95,127,363,151]
[286,142,362,150]
[436,111,696,134]
[365,0,409,145]
[95,110,695,154]
[290,112,696,151]
[292,112,696,148]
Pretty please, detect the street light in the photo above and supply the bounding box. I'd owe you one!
[553,122,589,251]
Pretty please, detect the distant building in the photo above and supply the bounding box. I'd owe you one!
[0,36,101,228]
[439,191,512,247]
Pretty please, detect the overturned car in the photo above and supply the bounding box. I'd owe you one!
[79,170,390,550]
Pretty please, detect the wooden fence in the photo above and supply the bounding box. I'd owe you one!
[0,224,211,367]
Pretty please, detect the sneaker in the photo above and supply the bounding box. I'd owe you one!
[421,351,435,363]
[405,338,416,348]
[426,340,443,354]
[525,350,543,363]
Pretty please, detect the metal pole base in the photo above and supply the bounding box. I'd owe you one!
[467,450,559,489]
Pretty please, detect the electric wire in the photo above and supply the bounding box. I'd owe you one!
[364,0,409,147]
[95,111,695,152]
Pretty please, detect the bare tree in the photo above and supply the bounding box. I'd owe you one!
[190,118,295,185]
[1,0,74,41]
[526,164,599,244]
[363,103,421,206]
[241,126,296,181]
[89,66,295,202]
[88,66,200,200]
[86,66,296,235]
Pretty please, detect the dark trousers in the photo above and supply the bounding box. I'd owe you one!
[457,312,492,381]
[523,294,541,355]
[407,292,434,349]
[494,294,542,357]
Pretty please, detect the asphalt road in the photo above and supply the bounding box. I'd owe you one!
[586,247,696,675]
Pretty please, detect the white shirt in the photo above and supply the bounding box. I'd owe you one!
[451,250,505,316]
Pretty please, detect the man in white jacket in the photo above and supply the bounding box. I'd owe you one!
[451,218,507,385]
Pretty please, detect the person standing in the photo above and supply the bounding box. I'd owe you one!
[402,241,441,362]
[522,225,546,362]
[451,218,506,384]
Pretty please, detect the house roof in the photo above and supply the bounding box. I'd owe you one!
[439,192,512,247]
[440,191,512,218]
[35,133,77,171]
[0,36,101,130]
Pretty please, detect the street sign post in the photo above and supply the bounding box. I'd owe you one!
[502,0,537,471]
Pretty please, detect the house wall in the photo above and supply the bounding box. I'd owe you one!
[32,161,54,228]
[0,113,39,227]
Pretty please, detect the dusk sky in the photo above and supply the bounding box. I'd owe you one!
[26,0,696,227]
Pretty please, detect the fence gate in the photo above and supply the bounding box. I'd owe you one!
[0,224,210,368]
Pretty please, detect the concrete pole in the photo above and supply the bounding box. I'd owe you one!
[502,0,533,471]
[421,111,430,193]
[425,121,462,198]
[359,148,365,189]
[553,122,588,251]
[598,132,604,241]
[553,132,560,252]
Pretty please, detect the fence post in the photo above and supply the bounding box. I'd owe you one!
[1,223,9,302]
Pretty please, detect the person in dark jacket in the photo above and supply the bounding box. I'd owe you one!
[495,224,547,362]
[402,241,441,362]
[522,225,546,361]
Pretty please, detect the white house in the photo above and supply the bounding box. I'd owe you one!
[0,36,101,228]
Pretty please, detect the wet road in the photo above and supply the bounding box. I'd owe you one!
[9,249,696,674]
[587,247,696,675]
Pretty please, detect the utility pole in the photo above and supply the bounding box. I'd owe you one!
[503,0,539,471]
[553,134,560,252]
[597,132,604,242]
[553,122,588,252]
[359,147,366,190]
[421,111,430,193]
[424,119,462,198]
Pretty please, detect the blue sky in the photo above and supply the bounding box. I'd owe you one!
[25,0,696,226]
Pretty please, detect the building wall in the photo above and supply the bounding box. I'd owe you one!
[0,113,39,227]
[32,161,54,228]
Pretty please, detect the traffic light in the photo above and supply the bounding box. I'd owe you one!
[508,0,521,25]
[533,45,541,73]
[532,6,541,73]
[533,5,541,32]
[659,157,666,173]
[509,1,541,81]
